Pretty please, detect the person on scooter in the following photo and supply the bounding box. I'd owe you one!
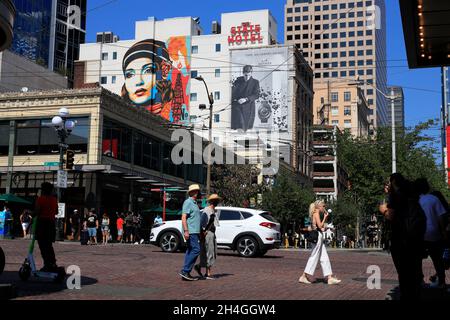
[34,182,59,272]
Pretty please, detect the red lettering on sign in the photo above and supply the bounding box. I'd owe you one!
[228,35,235,44]
[255,24,261,33]
[235,35,242,45]
[231,27,236,35]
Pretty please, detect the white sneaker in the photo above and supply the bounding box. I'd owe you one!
[328,277,342,285]
[299,275,312,284]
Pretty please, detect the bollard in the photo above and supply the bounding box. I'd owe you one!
[294,239,299,248]
[284,236,289,248]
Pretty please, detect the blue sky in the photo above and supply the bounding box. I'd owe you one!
[86,0,444,159]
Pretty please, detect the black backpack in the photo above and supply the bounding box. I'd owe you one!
[402,199,426,246]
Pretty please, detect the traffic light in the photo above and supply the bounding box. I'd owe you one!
[65,150,75,170]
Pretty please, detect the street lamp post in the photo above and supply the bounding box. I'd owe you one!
[351,81,399,173]
[51,108,75,241]
[194,76,214,196]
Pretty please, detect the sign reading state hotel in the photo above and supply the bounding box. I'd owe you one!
[228,22,263,45]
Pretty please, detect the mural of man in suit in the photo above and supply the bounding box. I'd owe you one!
[231,65,260,132]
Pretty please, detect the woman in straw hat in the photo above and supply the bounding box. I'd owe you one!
[194,194,221,280]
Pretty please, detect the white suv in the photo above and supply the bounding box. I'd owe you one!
[149,206,281,257]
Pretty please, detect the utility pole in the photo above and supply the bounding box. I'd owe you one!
[390,87,396,174]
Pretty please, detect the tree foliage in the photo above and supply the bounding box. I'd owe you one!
[211,164,267,207]
[336,119,448,226]
[262,171,315,232]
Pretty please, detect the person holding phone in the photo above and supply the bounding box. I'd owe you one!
[299,200,341,285]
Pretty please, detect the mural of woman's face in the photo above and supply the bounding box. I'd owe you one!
[124,57,156,105]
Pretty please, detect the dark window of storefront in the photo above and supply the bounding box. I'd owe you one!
[133,132,161,172]
[0,121,10,156]
[102,119,131,162]
[15,117,89,155]
[163,143,184,178]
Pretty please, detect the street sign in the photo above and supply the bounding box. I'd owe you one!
[57,203,65,219]
[57,170,67,188]
[44,162,60,166]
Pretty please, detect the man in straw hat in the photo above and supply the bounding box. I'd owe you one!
[179,184,202,281]
[194,194,221,280]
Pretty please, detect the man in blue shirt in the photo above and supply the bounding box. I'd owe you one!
[179,184,202,281]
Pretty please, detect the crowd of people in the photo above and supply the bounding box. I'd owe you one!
[68,209,147,245]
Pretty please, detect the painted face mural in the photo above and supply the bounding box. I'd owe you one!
[121,38,191,123]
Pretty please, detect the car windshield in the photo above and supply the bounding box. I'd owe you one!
[260,212,278,223]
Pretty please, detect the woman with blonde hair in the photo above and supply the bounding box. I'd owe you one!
[299,200,341,285]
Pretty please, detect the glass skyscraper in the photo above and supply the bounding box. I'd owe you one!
[11,0,52,67]
[10,0,86,87]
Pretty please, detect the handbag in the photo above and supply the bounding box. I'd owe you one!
[306,229,319,243]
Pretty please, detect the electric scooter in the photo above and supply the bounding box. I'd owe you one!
[18,217,65,282]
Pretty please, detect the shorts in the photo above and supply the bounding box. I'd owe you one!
[118,229,123,236]
[101,226,109,232]
[126,226,135,236]
[88,228,97,237]
[22,223,29,231]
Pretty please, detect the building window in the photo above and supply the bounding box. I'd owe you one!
[332,4,338,10]
[215,69,220,77]
[331,33,338,39]
[349,12,355,18]
[112,76,116,84]
[215,43,221,52]
[349,70,355,76]
[295,25,301,31]
[287,35,293,40]
[295,7,301,12]
[331,106,339,116]
[102,52,108,60]
[323,14,329,20]
[332,62,338,68]
[192,45,198,54]
[368,99,374,105]
[287,8,293,13]
[297,34,303,40]
[287,26,293,31]
[340,22,346,28]
[191,70,198,78]
[344,120,351,128]
[315,15,321,21]
[332,71,338,77]
[331,52,338,58]
[332,42,338,48]
[340,51,347,57]
[315,73,321,78]
[324,43,329,49]
[358,60,364,66]
[344,106,351,116]
[323,72,329,78]
[323,33,329,39]
[349,60,356,66]
[331,120,339,126]
[366,30,373,36]
[331,92,338,102]
[214,91,220,100]
[315,25,321,31]
[357,21,364,27]
[358,40,364,46]
[190,93,197,101]
[340,42,346,47]
[340,71,347,77]
[295,16,301,22]
[303,15,309,21]
[113,52,117,60]
[367,49,373,55]
[287,17,293,22]
[344,92,351,101]
[349,22,355,28]
[357,11,364,17]
[315,5,320,11]
[341,61,347,67]
[367,89,374,95]
[214,114,220,123]
[303,34,309,39]
[357,1,364,7]
[315,63,321,69]
[100,76,107,84]
[349,51,355,57]
[323,53,329,58]
[358,70,365,76]
[332,13,338,19]
[367,69,373,75]
[340,3,346,9]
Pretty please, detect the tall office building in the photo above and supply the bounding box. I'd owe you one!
[284,0,388,130]
[10,0,86,87]
[386,85,404,128]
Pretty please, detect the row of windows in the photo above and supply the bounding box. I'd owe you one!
[0,118,89,156]
[100,76,116,85]
[190,91,221,102]
[331,119,352,128]
[102,118,204,182]
[287,23,374,35]
[291,1,372,11]
[287,10,368,22]
[315,69,373,78]
[311,50,374,59]
[315,60,373,68]
[191,43,221,54]
[287,30,373,41]
[330,106,352,116]
[312,40,373,48]
[191,69,221,78]
[101,52,118,61]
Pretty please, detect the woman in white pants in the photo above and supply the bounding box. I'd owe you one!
[299,200,341,285]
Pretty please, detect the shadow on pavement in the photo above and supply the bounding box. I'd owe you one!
[0,271,97,299]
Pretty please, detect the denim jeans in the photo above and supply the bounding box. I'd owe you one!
[182,234,200,274]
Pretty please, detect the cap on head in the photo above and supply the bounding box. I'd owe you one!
[207,194,222,202]
[188,184,201,194]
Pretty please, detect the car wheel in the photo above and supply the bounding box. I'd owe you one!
[237,236,259,257]
[0,247,5,275]
[159,232,180,253]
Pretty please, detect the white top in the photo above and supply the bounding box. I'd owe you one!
[419,194,447,242]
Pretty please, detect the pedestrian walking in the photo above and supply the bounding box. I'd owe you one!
[34,182,60,272]
[299,200,341,285]
[125,212,134,243]
[85,210,99,245]
[194,194,221,280]
[101,213,110,245]
[414,178,448,289]
[117,214,124,243]
[70,209,81,241]
[179,184,202,281]
[20,210,32,239]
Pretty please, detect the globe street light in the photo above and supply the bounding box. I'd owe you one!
[51,107,76,241]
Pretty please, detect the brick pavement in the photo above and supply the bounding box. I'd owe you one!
[0,239,448,300]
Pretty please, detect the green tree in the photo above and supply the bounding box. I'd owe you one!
[262,171,315,233]
[336,119,449,227]
[211,164,267,207]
